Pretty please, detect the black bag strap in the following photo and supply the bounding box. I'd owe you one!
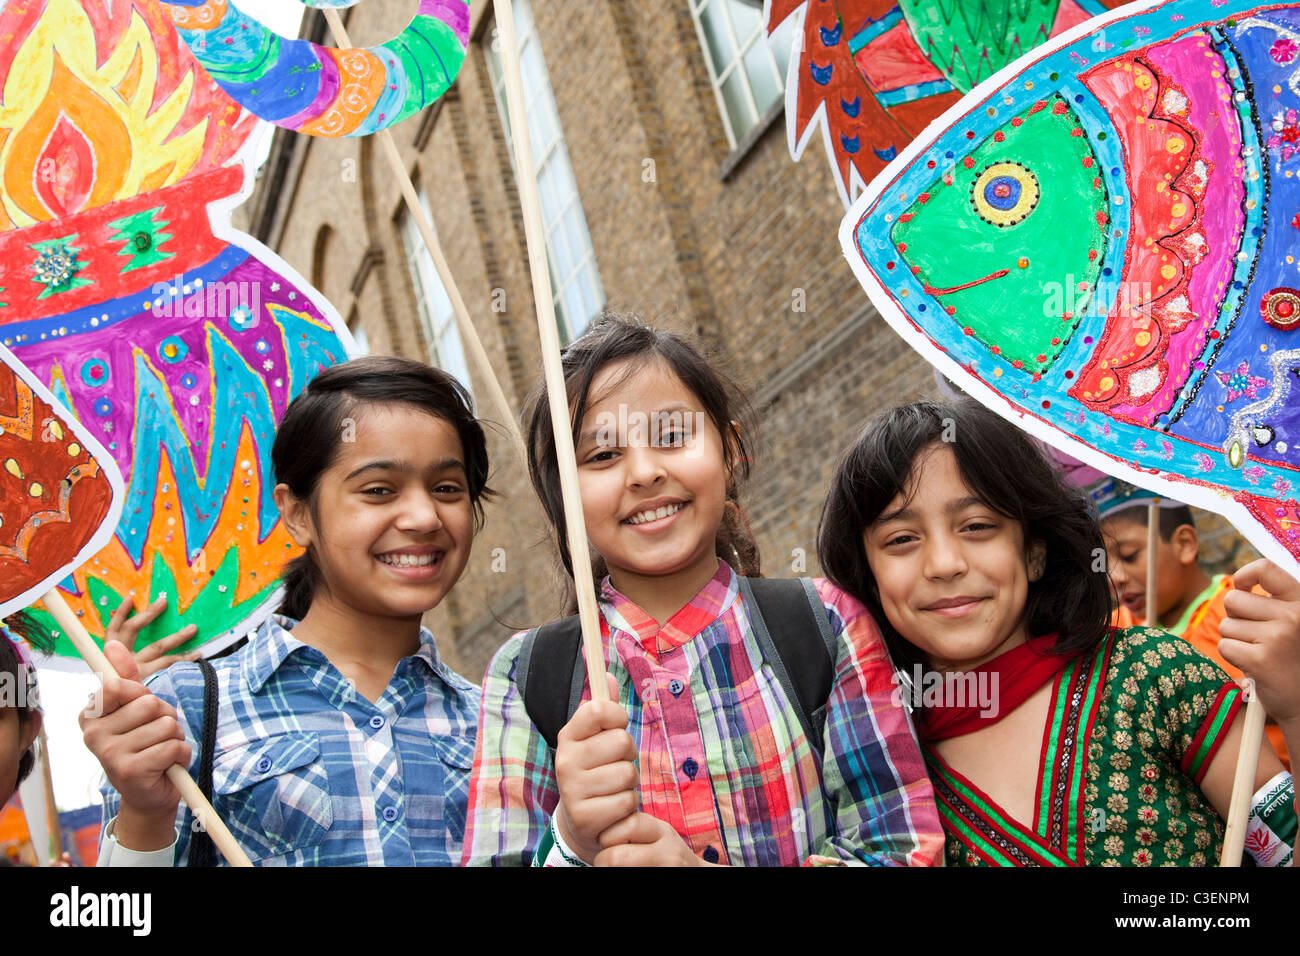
[186,660,219,868]
[738,576,838,753]
[517,617,585,753]
[518,577,838,755]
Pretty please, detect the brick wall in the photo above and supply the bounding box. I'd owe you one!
[247,0,1259,680]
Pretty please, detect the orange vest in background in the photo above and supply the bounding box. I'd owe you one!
[1111,576,1290,768]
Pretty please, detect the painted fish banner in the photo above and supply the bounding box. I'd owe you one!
[841,0,1300,574]
[1,0,352,668]
[767,0,1129,206]
[154,0,470,137]
[0,339,124,620]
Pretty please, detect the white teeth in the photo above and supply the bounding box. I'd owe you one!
[626,502,684,525]
[378,553,437,567]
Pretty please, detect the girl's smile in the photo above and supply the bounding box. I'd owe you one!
[574,359,730,618]
[275,404,474,628]
[862,443,1045,672]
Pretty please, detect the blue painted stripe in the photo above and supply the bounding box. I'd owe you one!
[848,9,902,54]
[1,247,249,347]
[876,78,954,107]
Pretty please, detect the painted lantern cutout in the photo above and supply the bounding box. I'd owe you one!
[768,0,1130,205]
[1,0,350,665]
[842,0,1300,572]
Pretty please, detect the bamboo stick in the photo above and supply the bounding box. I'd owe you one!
[41,589,253,867]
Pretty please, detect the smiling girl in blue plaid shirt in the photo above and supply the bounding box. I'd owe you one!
[82,357,491,866]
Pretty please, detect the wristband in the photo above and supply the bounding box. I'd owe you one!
[1244,771,1296,868]
[533,816,589,867]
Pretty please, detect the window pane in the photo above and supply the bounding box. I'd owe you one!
[439,324,470,391]
[562,281,586,338]
[770,13,796,84]
[743,36,781,115]
[697,0,735,74]
[720,70,755,139]
[727,0,762,43]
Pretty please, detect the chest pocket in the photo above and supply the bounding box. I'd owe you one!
[213,732,333,863]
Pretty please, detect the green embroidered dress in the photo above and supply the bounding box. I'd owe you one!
[930,627,1244,866]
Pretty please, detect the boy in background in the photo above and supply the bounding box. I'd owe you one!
[1103,496,1290,766]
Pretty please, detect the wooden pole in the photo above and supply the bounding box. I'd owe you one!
[37,726,61,863]
[321,9,522,450]
[40,589,253,867]
[1219,680,1268,866]
[488,0,608,700]
[1145,499,1159,626]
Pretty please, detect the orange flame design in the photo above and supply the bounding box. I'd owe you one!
[0,0,256,231]
[53,423,300,638]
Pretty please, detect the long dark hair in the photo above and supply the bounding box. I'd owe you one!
[525,313,760,595]
[818,399,1112,674]
[272,356,494,620]
[1,612,52,786]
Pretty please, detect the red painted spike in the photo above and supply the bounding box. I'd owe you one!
[994,131,1005,142]
[1082,157,1094,168]
[945,306,956,315]
[897,213,914,222]
[911,265,921,275]
[1028,101,1048,115]
[1011,117,1023,127]
[919,192,930,204]
[1070,128,1083,137]
[963,156,976,169]
[899,242,908,252]
[1052,101,1068,115]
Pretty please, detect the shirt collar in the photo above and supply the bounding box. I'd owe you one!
[600,559,738,655]
[243,614,463,694]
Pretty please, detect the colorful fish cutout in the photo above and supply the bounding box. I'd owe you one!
[842,0,1300,573]
[767,0,1129,206]
[155,0,470,137]
[0,340,123,619]
[1,0,351,667]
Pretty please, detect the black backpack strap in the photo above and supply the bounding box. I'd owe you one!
[739,577,838,756]
[187,660,219,868]
[518,617,586,752]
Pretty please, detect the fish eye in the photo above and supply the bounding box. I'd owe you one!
[970,161,1040,227]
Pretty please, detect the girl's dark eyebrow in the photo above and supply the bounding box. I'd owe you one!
[876,495,986,525]
[344,458,466,481]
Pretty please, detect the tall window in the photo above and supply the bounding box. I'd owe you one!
[690,0,795,147]
[399,190,471,391]
[349,319,370,356]
[485,0,604,342]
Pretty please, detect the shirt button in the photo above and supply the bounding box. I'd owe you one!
[702,846,719,863]
[254,757,272,775]
[369,714,385,730]
[382,806,399,822]
[682,758,698,780]
[668,679,684,696]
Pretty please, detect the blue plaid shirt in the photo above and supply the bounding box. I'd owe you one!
[99,615,480,866]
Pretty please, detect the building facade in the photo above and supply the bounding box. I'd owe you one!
[242,0,1254,680]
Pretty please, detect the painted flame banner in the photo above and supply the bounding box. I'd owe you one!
[1,0,351,666]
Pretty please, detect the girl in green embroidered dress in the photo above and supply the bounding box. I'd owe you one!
[819,399,1299,866]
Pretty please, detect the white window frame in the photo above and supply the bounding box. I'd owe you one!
[485,0,604,343]
[398,190,471,392]
[689,0,792,148]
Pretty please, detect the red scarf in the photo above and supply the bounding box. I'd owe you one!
[916,634,1078,742]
